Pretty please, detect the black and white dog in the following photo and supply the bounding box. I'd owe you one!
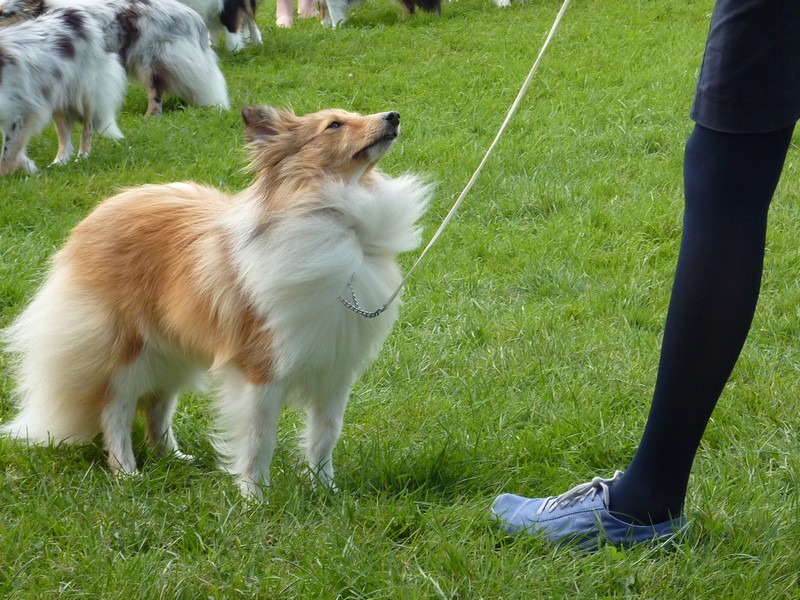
[0,6,126,175]
[177,0,261,52]
[0,0,230,116]
[319,0,440,28]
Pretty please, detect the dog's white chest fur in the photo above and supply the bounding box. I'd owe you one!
[226,174,429,388]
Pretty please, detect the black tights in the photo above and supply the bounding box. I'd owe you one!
[607,123,795,524]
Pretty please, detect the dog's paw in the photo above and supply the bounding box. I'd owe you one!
[157,448,195,463]
[224,32,246,52]
[238,478,267,500]
[308,469,338,492]
[172,450,195,463]
[20,157,39,174]
[321,481,339,493]
[113,467,141,478]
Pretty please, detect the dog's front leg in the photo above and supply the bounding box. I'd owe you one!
[245,16,263,46]
[1,119,37,175]
[303,381,353,490]
[218,374,287,499]
[51,113,75,165]
[223,29,245,52]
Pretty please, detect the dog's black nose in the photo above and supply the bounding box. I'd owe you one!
[384,112,400,127]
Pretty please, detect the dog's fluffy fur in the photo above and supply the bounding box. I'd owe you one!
[0,7,125,175]
[177,0,262,52]
[1,0,230,116]
[1,106,430,498]
[319,0,440,28]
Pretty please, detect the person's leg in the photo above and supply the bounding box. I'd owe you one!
[276,0,294,27]
[491,123,795,546]
[298,0,318,18]
[608,123,794,524]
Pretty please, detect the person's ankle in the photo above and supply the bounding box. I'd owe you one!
[607,480,683,525]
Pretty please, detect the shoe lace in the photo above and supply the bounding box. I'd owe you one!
[536,470,624,515]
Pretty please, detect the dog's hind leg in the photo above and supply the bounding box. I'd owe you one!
[141,393,194,462]
[100,387,140,476]
[145,66,168,117]
[77,101,94,160]
[146,89,163,117]
[51,112,75,165]
[101,347,166,475]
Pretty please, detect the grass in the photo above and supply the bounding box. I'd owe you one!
[2,0,800,596]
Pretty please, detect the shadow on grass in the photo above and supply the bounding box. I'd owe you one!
[333,434,502,501]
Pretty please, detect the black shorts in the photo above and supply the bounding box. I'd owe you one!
[691,0,800,133]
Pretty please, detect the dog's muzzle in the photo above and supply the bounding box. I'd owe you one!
[354,112,401,160]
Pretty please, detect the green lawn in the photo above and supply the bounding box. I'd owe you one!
[2,0,800,596]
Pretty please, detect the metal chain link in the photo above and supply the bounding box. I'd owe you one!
[339,277,388,319]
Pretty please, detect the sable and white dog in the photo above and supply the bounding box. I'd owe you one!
[319,0,440,28]
[0,7,125,175]
[0,0,230,116]
[1,106,430,498]
[177,0,261,52]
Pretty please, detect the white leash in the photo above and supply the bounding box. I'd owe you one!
[340,0,572,318]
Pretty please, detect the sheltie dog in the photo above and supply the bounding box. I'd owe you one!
[177,0,261,53]
[319,0,440,28]
[0,7,125,175]
[0,0,230,116]
[1,106,430,498]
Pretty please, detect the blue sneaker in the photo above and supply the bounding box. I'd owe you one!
[490,471,687,549]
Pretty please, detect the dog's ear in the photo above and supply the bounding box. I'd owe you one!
[242,106,296,142]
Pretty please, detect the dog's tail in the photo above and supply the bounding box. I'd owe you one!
[87,51,127,139]
[1,261,116,444]
[157,19,231,110]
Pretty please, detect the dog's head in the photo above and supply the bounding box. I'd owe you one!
[0,0,44,24]
[242,106,401,185]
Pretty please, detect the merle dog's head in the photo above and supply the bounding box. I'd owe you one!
[0,0,45,24]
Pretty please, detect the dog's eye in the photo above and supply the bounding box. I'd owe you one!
[327,121,343,130]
